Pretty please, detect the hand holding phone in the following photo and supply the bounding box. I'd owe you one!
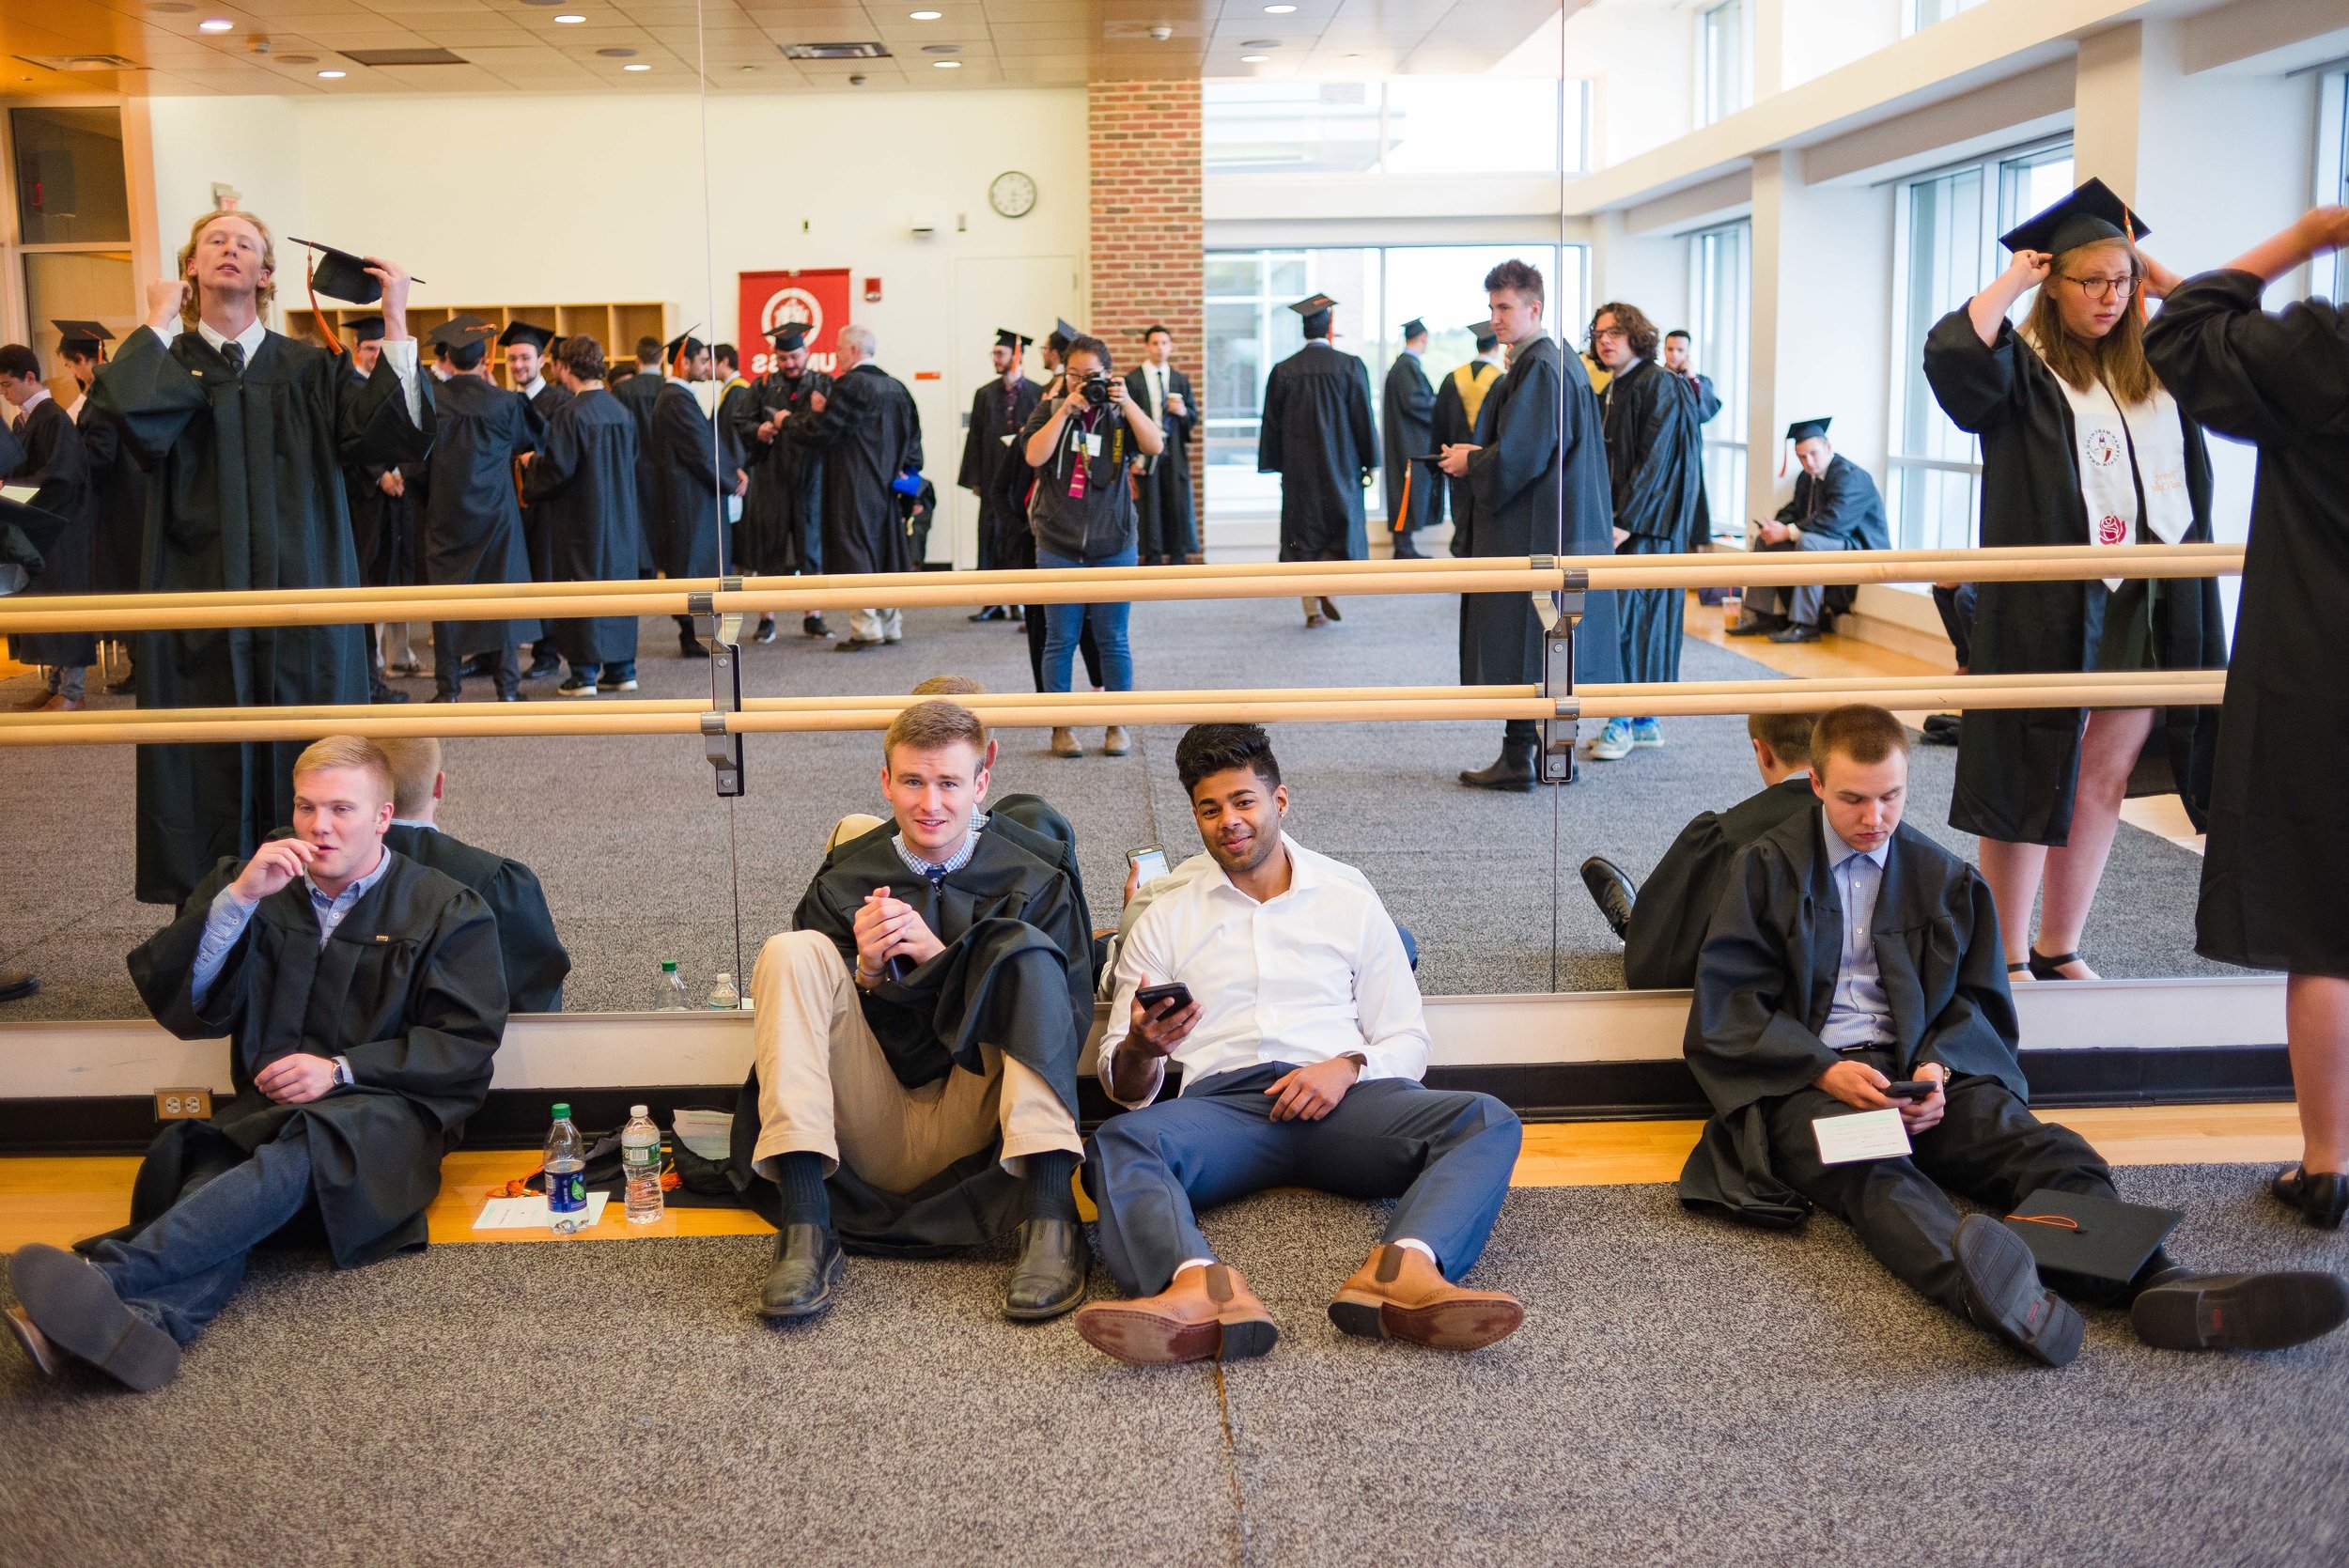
[1134,982,1193,1015]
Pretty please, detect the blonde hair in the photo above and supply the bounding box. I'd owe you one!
[883,700,986,768]
[292,735,395,804]
[2023,237,2158,407]
[376,737,443,817]
[178,210,279,332]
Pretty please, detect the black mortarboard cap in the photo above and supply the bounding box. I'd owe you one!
[425,313,495,351]
[995,328,1032,350]
[1998,177,2150,258]
[52,319,112,357]
[665,330,707,357]
[2001,1188,2181,1300]
[345,314,386,343]
[1399,318,1426,339]
[769,321,810,351]
[285,237,420,305]
[1288,293,1337,317]
[1785,417,1831,443]
[1049,318,1080,349]
[498,319,555,351]
[0,494,74,559]
[1466,318,1500,347]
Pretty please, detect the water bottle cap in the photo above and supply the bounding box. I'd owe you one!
[551,1102,570,1120]
[630,1103,648,1117]
[717,971,732,983]
[661,960,678,971]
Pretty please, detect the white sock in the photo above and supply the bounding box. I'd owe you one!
[1174,1257,1217,1281]
[1393,1238,1438,1267]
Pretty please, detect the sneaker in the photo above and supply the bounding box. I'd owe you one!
[1589,720,1633,761]
[1631,719,1664,749]
[598,675,640,692]
[557,674,599,697]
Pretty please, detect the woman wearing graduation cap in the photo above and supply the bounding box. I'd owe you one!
[1922,178,2226,983]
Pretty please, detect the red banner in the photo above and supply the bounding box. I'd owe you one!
[739,268,851,377]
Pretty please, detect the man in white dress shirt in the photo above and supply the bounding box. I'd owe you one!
[1073,724,1525,1366]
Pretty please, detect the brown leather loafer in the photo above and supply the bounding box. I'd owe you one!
[1074,1262,1278,1366]
[1329,1244,1524,1351]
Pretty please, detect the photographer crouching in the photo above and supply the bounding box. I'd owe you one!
[1019,332,1164,760]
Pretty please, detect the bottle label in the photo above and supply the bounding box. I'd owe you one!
[623,1145,659,1170]
[549,1169,586,1213]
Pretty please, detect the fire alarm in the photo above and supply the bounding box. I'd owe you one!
[863,276,882,303]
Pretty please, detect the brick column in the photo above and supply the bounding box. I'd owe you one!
[1087,80,1205,506]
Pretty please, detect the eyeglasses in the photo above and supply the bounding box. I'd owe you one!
[2062,274,2137,302]
[1590,326,1627,343]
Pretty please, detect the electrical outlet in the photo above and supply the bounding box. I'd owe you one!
[155,1088,213,1121]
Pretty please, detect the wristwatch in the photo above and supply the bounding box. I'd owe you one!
[332,1056,354,1088]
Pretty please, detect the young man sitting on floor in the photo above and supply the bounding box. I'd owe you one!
[6,737,506,1391]
[736,699,1092,1324]
[1680,704,2349,1366]
[1073,723,1524,1365]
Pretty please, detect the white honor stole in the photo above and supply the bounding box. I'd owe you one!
[2035,342,2193,589]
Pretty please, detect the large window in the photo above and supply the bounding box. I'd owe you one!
[7,106,134,396]
[1201,244,1585,527]
[1698,0,1751,127]
[1690,221,1750,541]
[1888,140,2073,551]
[1205,79,1585,178]
[1906,0,1986,33]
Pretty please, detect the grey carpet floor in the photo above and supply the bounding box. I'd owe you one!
[3,1164,2344,1566]
[1,593,2227,1021]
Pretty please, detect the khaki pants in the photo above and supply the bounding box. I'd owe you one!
[749,929,1080,1193]
[848,608,902,644]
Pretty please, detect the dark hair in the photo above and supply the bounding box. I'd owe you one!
[0,344,40,379]
[1483,258,1545,305]
[1745,711,1815,766]
[635,335,663,363]
[1665,329,1691,344]
[1065,333,1112,374]
[1591,302,1660,361]
[1143,324,1171,342]
[1176,723,1282,797]
[715,342,739,372]
[1811,705,1911,769]
[447,339,487,372]
[557,334,607,381]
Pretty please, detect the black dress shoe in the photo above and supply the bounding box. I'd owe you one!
[524,652,563,680]
[1725,613,1782,638]
[8,1243,180,1391]
[1954,1214,2082,1366]
[1768,623,1824,644]
[759,1223,845,1319]
[2272,1166,2349,1230]
[0,970,36,1003]
[2131,1268,2349,1351]
[1460,745,1536,793]
[1003,1218,1090,1322]
[1580,856,1638,940]
[369,685,412,706]
[1319,596,1343,622]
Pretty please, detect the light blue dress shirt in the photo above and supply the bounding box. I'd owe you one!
[1819,810,1896,1052]
[190,847,397,1009]
[891,813,988,886]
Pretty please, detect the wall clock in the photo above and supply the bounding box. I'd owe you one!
[988,170,1037,219]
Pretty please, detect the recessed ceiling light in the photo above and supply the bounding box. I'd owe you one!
[317,69,345,77]
[910,8,942,17]
[933,58,960,67]
[1240,54,1268,63]
[553,12,584,22]
[1265,3,1297,10]
[623,62,650,70]
[198,17,234,31]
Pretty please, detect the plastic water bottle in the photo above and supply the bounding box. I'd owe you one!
[545,1103,588,1234]
[654,959,691,1011]
[621,1104,663,1224]
[708,971,740,1011]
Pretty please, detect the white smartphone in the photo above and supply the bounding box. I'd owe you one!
[1128,843,1171,889]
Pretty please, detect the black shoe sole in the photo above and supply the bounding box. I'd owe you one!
[0,978,37,1002]
[1955,1215,2084,1367]
[758,1247,846,1321]
[1458,772,1536,792]
[2133,1272,2349,1352]
[8,1244,180,1390]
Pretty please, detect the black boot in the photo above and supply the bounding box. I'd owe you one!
[1004,1219,1090,1322]
[759,1223,845,1319]
[1580,857,1637,940]
[677,617,708,660]
[1460,741,1537,792]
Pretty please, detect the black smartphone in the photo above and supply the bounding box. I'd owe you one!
[1128,843,1171,889]
[1134,982,1193,1016]
[1882,1079,1937,1100]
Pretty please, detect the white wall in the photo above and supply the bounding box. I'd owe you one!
[1557,0,1695,169]
[1773,0,1903,91]
[147,96,308,258]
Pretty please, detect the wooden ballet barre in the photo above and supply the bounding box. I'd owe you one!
[0,670,2227,748]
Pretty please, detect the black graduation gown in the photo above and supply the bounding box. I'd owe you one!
[1259,341,1377,562]
[416,373,539,659]
[1922,310,2226,845]
[647,379,727,580]
[78,393,149,598]
[4,396,96,668]
[1769,454,1890,619]
[90,326,431,906]
[1432,359,1502,545]
[1623,775,1818,990]
[2143,270,2349,976]
[1602,358,1704,688]
[728,827,1090,1252]
[714,378,751,486]
[607,369,663,577]
[736,368,832,575]
[118,849,506,1268]
[787,363,924,578]
[1459,335,1622,688]
[1380,351,1437,536]
[1686,370,1722,544]
[960,374,1045,571]
[1124,364,1196,563]
[521,381,574,642]
[340,368,419,596]
[384,823,569,1012]
[518,386,642,666]
[1676,812,2024,1228]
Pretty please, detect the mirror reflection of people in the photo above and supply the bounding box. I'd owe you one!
[417,316,538,704]
[1680,706,2349,1367]
[3,737,506,1392]
[88,211,430,907]
[59,321,145,696]
[502,319,569,681]
[608,334,666,586]
[787,324,924,652]
[737,322,833,642]
[1429,318,1504,555]
[521,334,643,695]
[1127,324,1199,567]
[1379,318,1436,560]
[648,333,730,660]
[1922,179,2226,984]
[736,701,1091,1325]
[2142,206,2349,1231]
[1730,419,1889,644]
[0,341,94,712]
[960,328,1041,618]
[1075,725,1523,1366]
[1258,293,1377,629]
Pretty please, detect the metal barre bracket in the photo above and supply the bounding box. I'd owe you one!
[1538,575,1585,785]
[704,582,747,798]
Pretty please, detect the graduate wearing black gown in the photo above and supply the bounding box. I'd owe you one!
[647,338,730,585]
[520,360,642,688]
[608,340,665,577]
[737,324,832,586]
[1596,348,1703,722]
[958,330,1044,575]
[1619,771,1819,991]
[1,363,96,697]
[1432,326,1505,550]
[91,226,430,906]
[1379,325,1437,557]
[1259,295,1378,585]
[787,344,924,580]
[415,320,540,701]
[57,326,148,608]
[384,822,568,1014]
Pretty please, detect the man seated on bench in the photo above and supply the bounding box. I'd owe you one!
[5,737,506,1391]
[738,698,1091,1324]
[1680,704,2348,1366]
[1580,710,1820,989]
[1073,723,1523,1366]
[379,737,571,1013]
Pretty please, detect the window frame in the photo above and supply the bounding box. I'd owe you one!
[1688,219,1750,542]
[1696,0,1754,128]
